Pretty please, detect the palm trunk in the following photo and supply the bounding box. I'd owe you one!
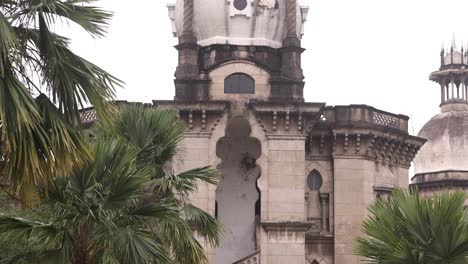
[74,224,89,264]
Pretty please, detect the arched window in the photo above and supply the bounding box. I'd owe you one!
[311,261,319,264]
[307,170,323,191]
[224,73,255,94]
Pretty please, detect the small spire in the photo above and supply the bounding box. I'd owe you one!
[451,33,457,50]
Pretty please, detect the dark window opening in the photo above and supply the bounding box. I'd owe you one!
[307,169,323,191]
[233,0,248,11]
[224,73,255,94]
[215,200,218,219]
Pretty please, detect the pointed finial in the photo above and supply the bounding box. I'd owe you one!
[452,33,457,50]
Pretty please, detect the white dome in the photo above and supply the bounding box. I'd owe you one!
[168,0,308,49]
[414,109,468,174]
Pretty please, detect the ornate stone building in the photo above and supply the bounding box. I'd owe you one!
[412,43,468,196]
[148,1,426,263]
[78,1,429,263]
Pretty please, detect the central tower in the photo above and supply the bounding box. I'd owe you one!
[153,1,425,263]
[168,0,309,102]
[163,1,323,263]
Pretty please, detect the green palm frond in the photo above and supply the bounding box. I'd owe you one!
[0,0,121,202]
[114,227,172,264]
[0,10,16,75]
[183,203,223,247]
[355,189,468,264]
[158,217,209,264]
[94,105,185,174]
[17,0,113,37]
[156,166,220,197]
[0,69,53,203]
[1,105,223,263]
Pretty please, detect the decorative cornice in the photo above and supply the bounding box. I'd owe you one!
[261,221,312,232]
[266,134,307,140]
[373,184,395,193]
[307,130,425,168]
[410,179,468,190]
[252,101,325,135]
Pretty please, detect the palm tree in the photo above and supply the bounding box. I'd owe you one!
[94,105,223,263]
[0,0,121,203]
[0,106,222,264]
[355,189,468,264]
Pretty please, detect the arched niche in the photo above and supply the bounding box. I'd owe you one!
[214,116,262,264]
[307,169,323,219]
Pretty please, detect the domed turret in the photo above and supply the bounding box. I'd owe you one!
[168,0,308,49]
[412,38,468,193]
[167,0,308,102]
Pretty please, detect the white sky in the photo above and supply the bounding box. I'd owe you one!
[63,0,468,135]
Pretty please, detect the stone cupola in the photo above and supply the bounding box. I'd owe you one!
[430,39,468,113]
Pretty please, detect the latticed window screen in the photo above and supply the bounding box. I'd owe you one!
[307,170,323,191]
[224,73,255,94]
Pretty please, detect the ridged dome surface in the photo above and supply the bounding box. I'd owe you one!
[414,109,468,174]
[169,0,308,49]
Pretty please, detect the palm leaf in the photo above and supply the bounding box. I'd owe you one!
[355,189,468,263]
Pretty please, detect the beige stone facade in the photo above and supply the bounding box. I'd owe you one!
[81,1,427,263]
[148,99,425,264]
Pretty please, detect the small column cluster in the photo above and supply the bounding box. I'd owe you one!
[432,42,468,106]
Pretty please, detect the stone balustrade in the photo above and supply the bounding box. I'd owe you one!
[80,108,97,125]
[323,105,409,133]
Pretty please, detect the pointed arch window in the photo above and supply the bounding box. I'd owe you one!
[224,73,255,94]
[307,170,323,191]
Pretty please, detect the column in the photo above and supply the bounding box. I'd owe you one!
[320,193,329,233]
[446,84,450,101]
[441,83,445,103]
[286,0,297,37]
[465,83,468,102]
[451,81,455,100]
[459,82,465,100]
[182,0,194,36]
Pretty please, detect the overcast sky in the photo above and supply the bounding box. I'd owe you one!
[63,0,468,135]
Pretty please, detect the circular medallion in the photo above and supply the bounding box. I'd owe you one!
[233,0,248,11]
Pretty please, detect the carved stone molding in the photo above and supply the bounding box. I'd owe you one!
[252,101,324,135]
[153,100,229,134]
[307,130,425,168]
